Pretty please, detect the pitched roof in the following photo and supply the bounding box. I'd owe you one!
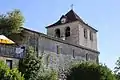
[46,9,98,32]
[65,9,84,22]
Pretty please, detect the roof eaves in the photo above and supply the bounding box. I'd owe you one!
[80,21,98,32]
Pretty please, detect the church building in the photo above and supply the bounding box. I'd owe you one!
[0,9,100,73]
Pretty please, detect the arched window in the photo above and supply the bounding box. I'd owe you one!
[55,29,60,38]
[86,53,89,61]
[84,28,87,39]
[65,27,70,37]
[90,31,93,41]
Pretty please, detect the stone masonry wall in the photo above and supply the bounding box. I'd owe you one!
[47,21,98,51]
[47,21,80,45]
[0,56,19,68]
[20,28,99,75]
[38,35,98,62]
[78,22,98,50]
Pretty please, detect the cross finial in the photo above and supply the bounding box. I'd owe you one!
[71,4,74,10]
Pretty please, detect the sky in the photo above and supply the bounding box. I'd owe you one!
[0,0,120,70]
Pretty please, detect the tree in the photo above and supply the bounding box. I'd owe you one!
[114,57,120,73]
[66,62,116,80]
[0,60,24,80]
[19,47,42,80]
[0,9,24,36]
[19,47,58,80]
[114,57,120,80]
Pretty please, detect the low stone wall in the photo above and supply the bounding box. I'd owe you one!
[0,44,24,59]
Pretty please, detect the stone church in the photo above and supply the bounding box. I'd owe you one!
[0,9,99,72]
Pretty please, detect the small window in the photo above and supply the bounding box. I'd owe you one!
[86,53,88,61]
[84,28,87,39]
[57,45,60,54]
[6,60,12,69]
[65,27,70,37]
[55,29,60,38]
[41,46,44,53]
[90,31,93,41]
[96,56,99,63]
[73,49,75,58]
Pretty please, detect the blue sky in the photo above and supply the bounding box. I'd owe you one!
[1,0,120,70]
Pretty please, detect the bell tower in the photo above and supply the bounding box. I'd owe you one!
[46,9,98,51]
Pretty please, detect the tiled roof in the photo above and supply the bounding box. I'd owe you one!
[65,9,84,22]
[46,9,98,32]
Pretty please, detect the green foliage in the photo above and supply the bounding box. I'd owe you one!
[114,57,120,80]
[38,69,58,80]
[66,62,116,80]
[0,60,24,80]
[19,47,58,80]
[115,74,120,80]
[0,9,24,36]
[114,57,120,74]
[46,70,58,80]
[19,47,42,80]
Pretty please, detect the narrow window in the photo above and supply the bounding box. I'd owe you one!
[84,28,87,39]
[90,31,93,41]
[73,49,75,58]
[57,45,60,54]
[86,53,88,61]
[96,56,99,63]
[41,46,44,53]
[65,27,70,37]
[6,60,12,69]
[55,29,60,38]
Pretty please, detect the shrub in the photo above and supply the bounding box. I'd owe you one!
[66,62,116,80]
[19,47,58,80]
[0,60,24,80]
[39,69,58,80]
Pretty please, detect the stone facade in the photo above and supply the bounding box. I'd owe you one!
[0,9,99,75]
[20,27,99,78]
[47,20,98,51]
[47,21,80,45]
[78,21,98,50]
[0,44,23,69]
[0,56,19,68]
[22,28,99,66]
[0,44,24,58]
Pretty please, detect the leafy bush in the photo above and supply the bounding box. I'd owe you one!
[39,69,58,80]
[46,70,58,80]
[66,62,116,80]
[19,47,58,80]
[19,47,42,80]
[0,60,24,80]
